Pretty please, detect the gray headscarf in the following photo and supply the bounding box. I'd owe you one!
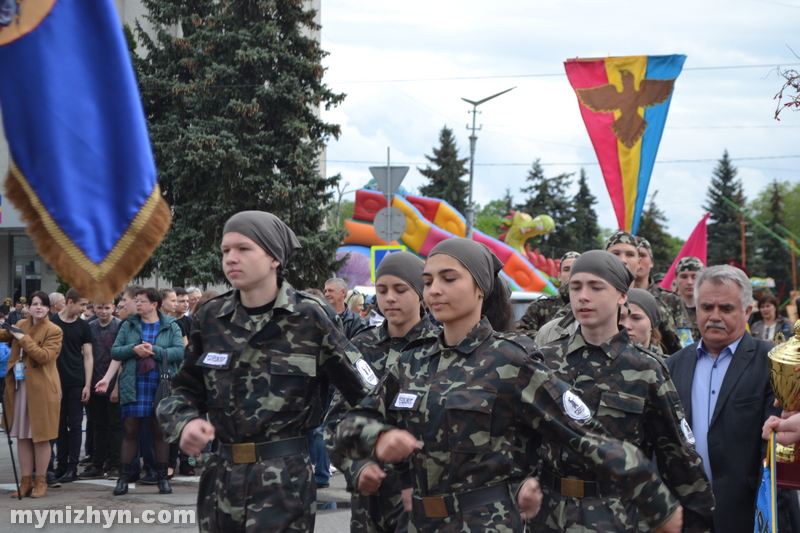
[222,211,301,267]
[626,288,662,328]
[428,239,504,297]
[569,250,635,294]
[375,251,425,299]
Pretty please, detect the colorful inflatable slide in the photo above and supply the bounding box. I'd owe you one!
[339,189,558,295]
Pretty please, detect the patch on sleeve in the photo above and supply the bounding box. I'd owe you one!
[680,418,696,445]
[394,393,418,409]
[563,390,592,420]
[355,358,379,387]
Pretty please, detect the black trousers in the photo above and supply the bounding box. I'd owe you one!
[87,394,121,470]
[56,386,84,472]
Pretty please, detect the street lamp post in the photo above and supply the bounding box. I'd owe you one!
[462,86,515,239]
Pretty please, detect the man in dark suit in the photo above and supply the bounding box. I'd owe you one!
[666,264,790,533]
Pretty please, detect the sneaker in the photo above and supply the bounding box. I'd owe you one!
[139,474,158,485]
[78,456,92,467]
[46,471,61,488]
[58,470,77,483]
[104,468,121,480]
[178,462,195,476]
[77,466,104,480]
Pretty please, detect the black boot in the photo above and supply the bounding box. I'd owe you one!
[113,464,131,496]
[156,463,172,494]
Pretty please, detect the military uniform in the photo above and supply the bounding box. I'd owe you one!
[516,287,570,339]
[334,317,679,533]
[647,279,697,351]
[158,284,375,533]
[328,317,439,533]
[675,301,700,346]
[534,328,714,533]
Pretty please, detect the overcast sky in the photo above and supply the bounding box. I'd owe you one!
[319,0,800,241]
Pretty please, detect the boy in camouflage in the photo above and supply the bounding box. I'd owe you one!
[606,231,683,354]
[334,238,684,533]
[157,211,376,532]
[516,251,580,339]
[674,256,704,344]
[533,250,714,532]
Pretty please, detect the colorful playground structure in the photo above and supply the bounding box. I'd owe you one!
[337,189,559,295]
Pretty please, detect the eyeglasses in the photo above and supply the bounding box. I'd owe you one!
[134,299,152,305]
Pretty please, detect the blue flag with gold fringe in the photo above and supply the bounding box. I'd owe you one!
[0,0,170,302]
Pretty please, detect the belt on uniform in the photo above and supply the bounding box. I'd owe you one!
[411,483,511,519]
[538,469,617,499]
[218,437,308,464]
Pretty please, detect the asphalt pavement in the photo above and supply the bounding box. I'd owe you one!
[0,432,353,532]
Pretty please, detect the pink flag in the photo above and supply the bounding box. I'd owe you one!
[660,213,710,290]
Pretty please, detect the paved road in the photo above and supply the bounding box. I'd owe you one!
[0,434,352,532]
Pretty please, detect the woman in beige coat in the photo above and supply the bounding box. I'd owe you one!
[1,291,63,498]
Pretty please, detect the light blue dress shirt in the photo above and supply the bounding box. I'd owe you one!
[691,336,743,488]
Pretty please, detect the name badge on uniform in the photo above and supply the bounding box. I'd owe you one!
[681,418,696,445]
[355,358,379,387]
[202,352,230,367]
[394,393,418,409]
[563,390,591,421]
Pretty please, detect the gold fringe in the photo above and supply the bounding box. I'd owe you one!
[5,160,172,303]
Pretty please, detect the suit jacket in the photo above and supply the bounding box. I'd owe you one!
[666,332,781,533]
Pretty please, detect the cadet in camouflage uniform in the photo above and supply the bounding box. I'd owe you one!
[327,252,439,533]
[605,231,682,354]
[157,211,376,533]
[673,256,704,345]
[534,250,713,532]
[635,237,691,352]
[334,239,683,533]
[621,288,665,354]
[516,251,580,339]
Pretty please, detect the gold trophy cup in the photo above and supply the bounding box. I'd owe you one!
[768,320,800,489]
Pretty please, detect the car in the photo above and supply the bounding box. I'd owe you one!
[510,291,547,322]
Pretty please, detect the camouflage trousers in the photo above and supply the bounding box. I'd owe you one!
[350,470,409,533]
[409,500,524,533]
[530,486,638,533]
[197,452,315,532]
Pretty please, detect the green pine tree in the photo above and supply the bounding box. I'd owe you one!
[418,126,470,214]
[516,159,576,258]
[704,151,748,268]
[132,0,345,288]
[564,169,600,253]
[752,180,793,292]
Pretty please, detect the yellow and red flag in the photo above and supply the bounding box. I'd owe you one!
[565,55,685,233]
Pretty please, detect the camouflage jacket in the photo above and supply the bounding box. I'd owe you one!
[648,281,699,351]
[676,301,701,345]
[327,316,440,491]
[516,287,570,339]
[535,328,714,532]
[333,317,679,531]
[157,282,375,446]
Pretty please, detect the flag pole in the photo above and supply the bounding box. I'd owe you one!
[0,382,22,500]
